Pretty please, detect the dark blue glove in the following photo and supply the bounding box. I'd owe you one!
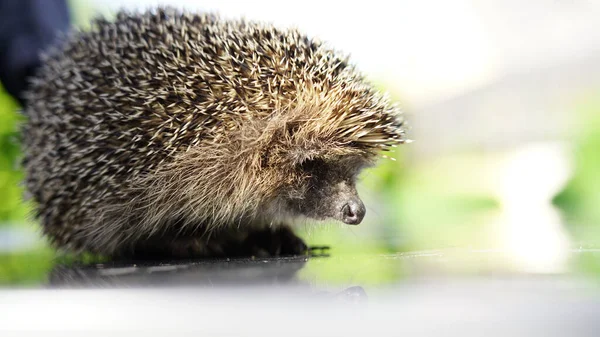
[0,0,70,105]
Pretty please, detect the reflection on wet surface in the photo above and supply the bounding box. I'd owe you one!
[44,248,600,289]
[49,256,310,287]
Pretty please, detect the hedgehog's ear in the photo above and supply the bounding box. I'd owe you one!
[281,120,327,166]
[280,120,357,167]
[288,145,355,167]
[288,148,322,166]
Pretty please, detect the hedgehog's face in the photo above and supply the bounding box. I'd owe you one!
[282,156,371,225]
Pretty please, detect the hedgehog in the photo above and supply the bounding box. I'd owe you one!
[21,8,406,259]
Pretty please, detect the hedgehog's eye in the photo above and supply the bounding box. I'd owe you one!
[298,158,325,172]
[286,122,301,138]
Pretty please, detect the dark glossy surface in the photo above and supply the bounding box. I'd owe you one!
[49,255,311,287]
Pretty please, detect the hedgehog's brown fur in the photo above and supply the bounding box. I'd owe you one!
[22,8,406,258]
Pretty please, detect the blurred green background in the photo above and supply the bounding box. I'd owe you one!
[1,1,600,287]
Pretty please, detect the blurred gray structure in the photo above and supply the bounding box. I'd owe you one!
[414,52,600,156]
[411,0,600,156]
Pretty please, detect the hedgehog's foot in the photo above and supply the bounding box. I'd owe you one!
[242,225,308,258]
[130,225,306,259]
[130,235,234,259]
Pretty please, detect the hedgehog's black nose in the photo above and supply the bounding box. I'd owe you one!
[341,199,366,225]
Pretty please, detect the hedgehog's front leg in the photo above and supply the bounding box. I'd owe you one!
[130,234,238,259]
[130,225,307,259]
[241,225,308,258]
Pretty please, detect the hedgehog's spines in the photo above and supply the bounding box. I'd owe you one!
[22,8,406,256]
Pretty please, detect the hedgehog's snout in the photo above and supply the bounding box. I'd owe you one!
[341,198,366,225]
